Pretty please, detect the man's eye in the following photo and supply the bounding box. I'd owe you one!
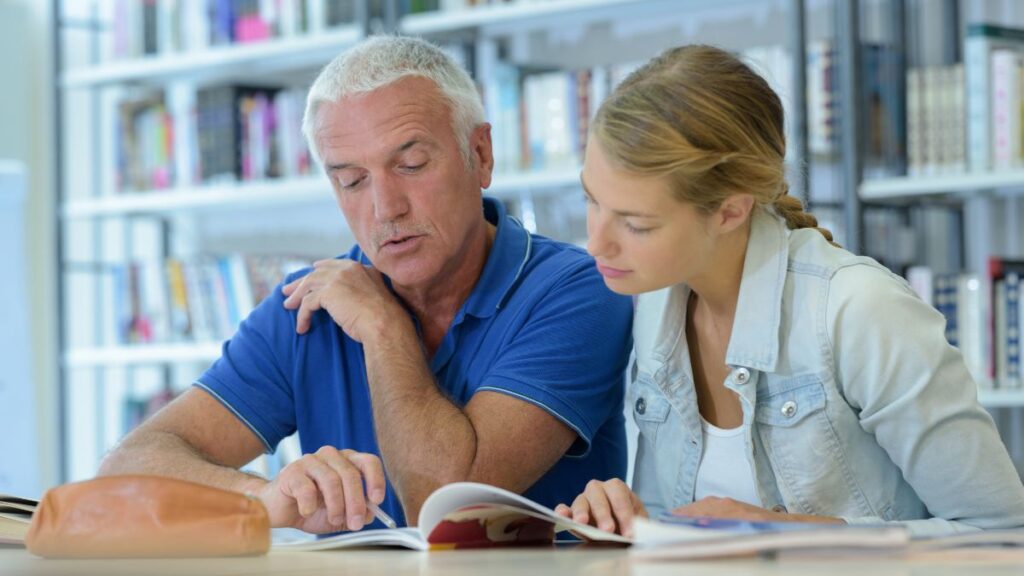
[400,162,426,173]
[340,177,364,189]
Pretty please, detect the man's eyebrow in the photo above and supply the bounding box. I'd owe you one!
[394,139,421,153]
[580,175,657,218]
[325,140,427,172]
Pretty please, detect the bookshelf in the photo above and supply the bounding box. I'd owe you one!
[851,1,1024,468]
[54,0,861,483]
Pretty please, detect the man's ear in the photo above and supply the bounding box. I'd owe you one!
[715,193,755,235]
[472,123,495,189]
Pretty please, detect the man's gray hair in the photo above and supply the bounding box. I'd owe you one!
[302,35,485,166]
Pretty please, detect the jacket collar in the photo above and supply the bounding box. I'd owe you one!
[723,206,787,372]
[637,207,787,375]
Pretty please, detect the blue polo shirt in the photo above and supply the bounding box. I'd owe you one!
[195,197,633,527]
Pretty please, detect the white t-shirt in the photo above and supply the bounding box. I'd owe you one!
[693,416,761,506]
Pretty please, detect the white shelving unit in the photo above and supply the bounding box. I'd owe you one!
[400,0,684,36]
[979,389,1024,409]
[61,167,582,219]
[64,342,225,369]
[860,171,1024,202]
[61,26,363,88]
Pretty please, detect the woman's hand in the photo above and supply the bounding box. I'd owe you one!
[554,478,648,538]
[671,496,845,524]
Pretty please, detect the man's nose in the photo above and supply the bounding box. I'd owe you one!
[371,174,411,222]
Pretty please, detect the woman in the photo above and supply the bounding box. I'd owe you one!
[554,45,1024,538]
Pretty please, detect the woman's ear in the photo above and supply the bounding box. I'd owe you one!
[715,193,755,235]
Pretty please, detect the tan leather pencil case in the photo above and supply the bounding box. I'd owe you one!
[26,474,270,558]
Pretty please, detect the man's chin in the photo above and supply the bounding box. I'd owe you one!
[375,261,438,291]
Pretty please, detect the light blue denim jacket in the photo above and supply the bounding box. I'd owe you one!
[630,206,1024,537]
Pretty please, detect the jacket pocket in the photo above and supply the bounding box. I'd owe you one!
[755,373,827,427]
[754,373,873,517]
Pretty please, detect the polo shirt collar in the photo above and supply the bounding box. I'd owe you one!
[462,196,532,318]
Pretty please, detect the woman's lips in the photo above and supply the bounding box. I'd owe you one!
[596,263,631,279]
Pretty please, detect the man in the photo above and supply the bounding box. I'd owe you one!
[98,36,633,533]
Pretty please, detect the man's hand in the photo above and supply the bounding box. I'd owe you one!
[255,447,387,534]
[282,259,408,342]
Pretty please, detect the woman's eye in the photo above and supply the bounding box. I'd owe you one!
[625,223,652,235]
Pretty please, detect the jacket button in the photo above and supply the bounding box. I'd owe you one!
[781,401,797,418]
[735,368,750,384]
[635,397,647,415]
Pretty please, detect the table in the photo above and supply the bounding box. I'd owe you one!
[3,546,1024,576]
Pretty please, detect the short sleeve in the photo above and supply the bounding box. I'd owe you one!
[193,269,309,454]
[479,262,633,457]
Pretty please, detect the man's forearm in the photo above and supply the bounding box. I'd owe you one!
[363,327,478,521]
[98,430,267,496]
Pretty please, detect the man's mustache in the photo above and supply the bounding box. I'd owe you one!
[372,223,432,250]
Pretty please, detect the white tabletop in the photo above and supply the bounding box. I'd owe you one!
[3,546,1024,576]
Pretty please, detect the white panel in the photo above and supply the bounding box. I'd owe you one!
[0,162,40,496]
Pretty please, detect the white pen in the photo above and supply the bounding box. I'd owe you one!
[369,501,397,529]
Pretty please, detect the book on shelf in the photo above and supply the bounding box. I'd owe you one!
[107,0,360,61]
[965,23,1024,173]
[991,48,1023,171]
[116,92,175,192]
[906,265,987,388]
[0,494,37,546]
[906,63,966,176]
[988,258,1024,390]
[273,482,630,551]
[105,254,308,346]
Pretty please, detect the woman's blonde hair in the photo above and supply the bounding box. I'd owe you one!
[593,44,834,243]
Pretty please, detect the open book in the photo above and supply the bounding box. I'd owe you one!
[273,482,631,551]
[0,494,37,545]
[631,515,910,560]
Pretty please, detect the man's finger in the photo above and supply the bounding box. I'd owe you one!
[283,275,320,309]
[303,454,348,527]
[344,450,386,505]
[281,279,299,297]
[295,291,323,334]
[281,471,320,519]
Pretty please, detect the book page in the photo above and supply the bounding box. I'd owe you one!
[272,527,425,551]
[418,482,631,547]
[0,512,30,545]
